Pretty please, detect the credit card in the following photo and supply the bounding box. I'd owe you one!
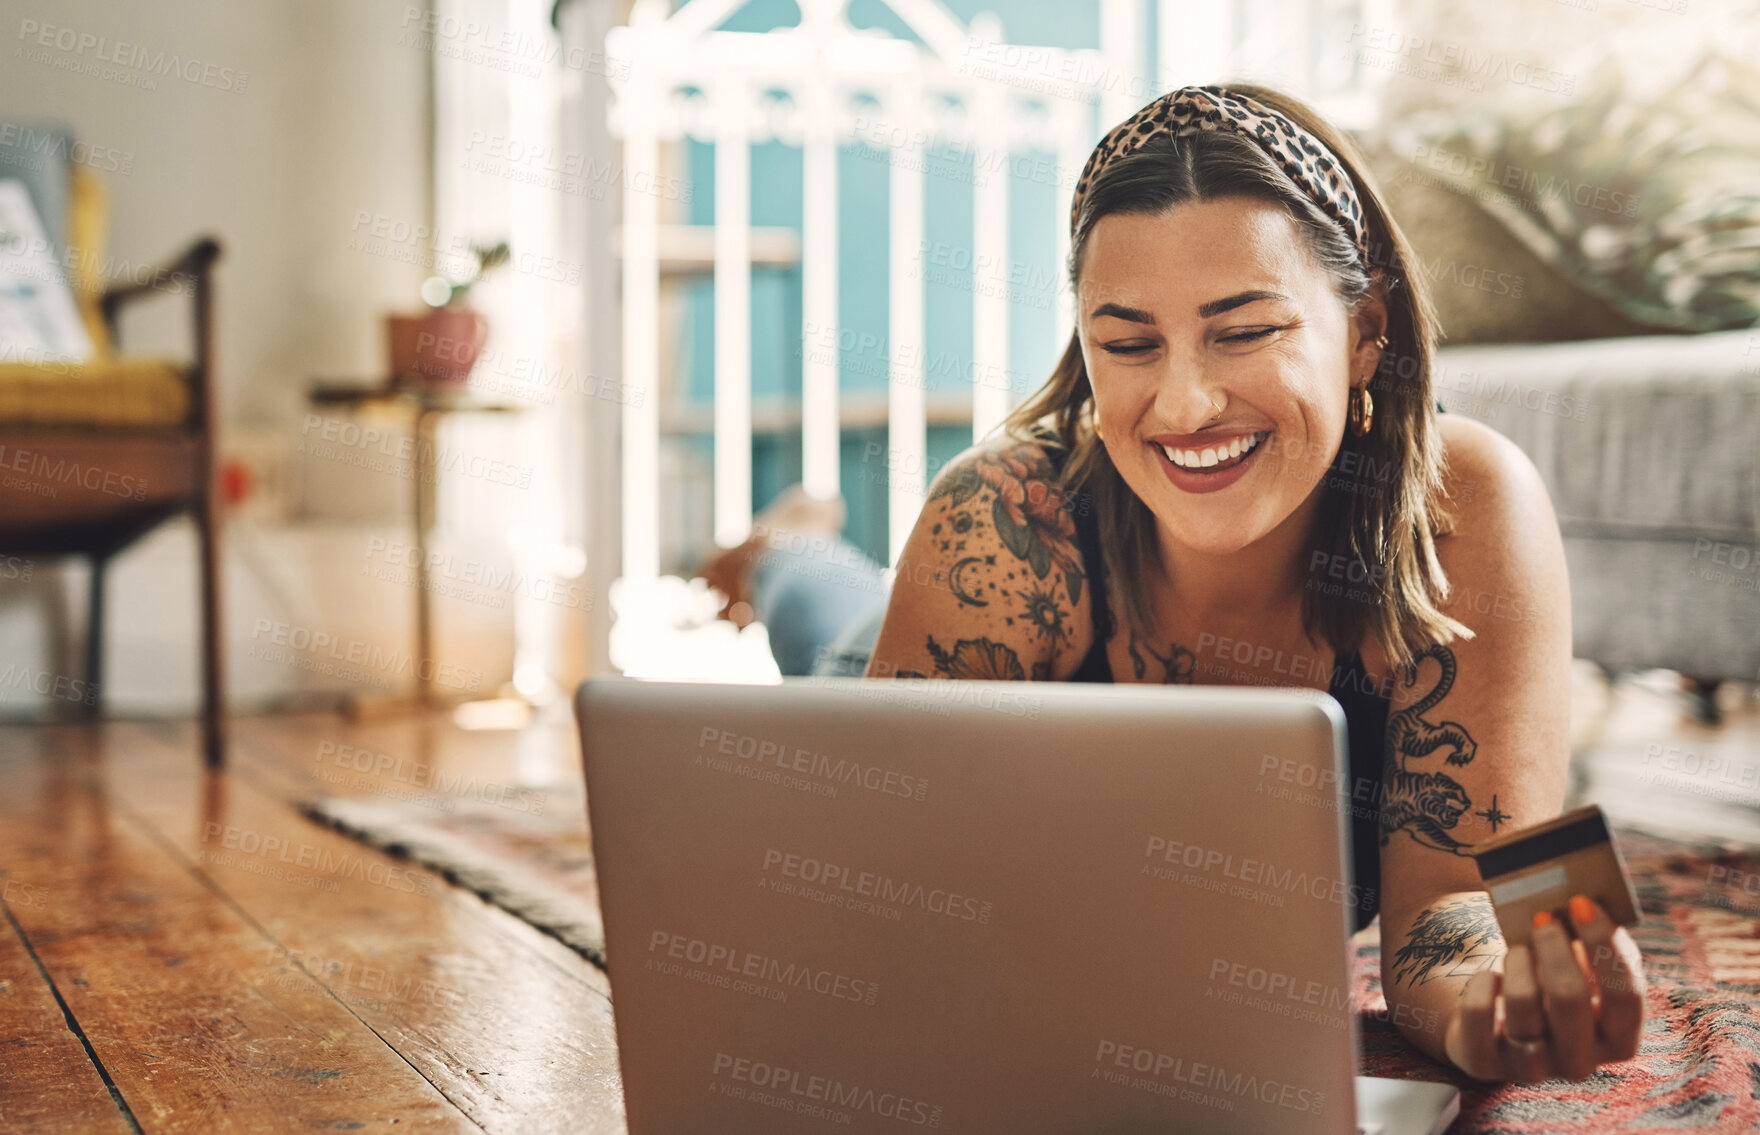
[1471,804,1640,948]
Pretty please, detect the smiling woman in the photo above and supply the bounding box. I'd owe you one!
[1035,90,1463,681]
[870,84,1464,708]
[857,83,1647,1087]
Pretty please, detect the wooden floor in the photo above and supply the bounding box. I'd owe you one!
[1,669,1756,1133]
[0,707,623,1135]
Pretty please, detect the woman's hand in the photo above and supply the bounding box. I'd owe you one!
[1443,895,1647,1082]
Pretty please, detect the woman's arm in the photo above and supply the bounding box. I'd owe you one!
[865,435,1094,682]
[1377,416,1645,1080]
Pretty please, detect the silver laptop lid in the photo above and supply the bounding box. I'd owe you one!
[580,676,1364,1134]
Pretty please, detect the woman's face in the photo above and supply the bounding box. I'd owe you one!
[1077,196,1385,559]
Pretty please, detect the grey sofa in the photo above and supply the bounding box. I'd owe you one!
[1434,331,1760,684]
[1355,129,1760,689]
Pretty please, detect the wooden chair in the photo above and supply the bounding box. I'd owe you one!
[0,168,226,766]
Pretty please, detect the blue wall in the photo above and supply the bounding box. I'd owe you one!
[673,0,1114,564]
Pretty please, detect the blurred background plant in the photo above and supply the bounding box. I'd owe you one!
[419,240,510,308]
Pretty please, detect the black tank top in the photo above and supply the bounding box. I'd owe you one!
[1057,447,1390,933]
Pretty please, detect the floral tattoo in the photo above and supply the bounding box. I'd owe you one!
[925,635,1027,681]
[929,445,1087,604]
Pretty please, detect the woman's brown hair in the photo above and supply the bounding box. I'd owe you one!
[1002,81,1472,675]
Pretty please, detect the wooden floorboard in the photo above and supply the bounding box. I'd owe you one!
[0,726,477,1133]
[0,887,136,1134]
[117,718,626,1135]
[0,715,626,1135]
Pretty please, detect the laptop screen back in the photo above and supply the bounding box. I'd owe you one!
[580,676,1365,1133]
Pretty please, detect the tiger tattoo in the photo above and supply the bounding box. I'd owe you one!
[1379,644,1479,855]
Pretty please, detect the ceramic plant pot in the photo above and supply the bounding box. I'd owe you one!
[387,306,490,387]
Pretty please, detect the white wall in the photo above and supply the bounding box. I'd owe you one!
[0,0,503,715]
[1,0,436,416]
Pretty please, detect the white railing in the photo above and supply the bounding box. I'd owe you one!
[582,0,1389,676]
[605,0,1113,572]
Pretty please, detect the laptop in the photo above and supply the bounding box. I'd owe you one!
[578,676,1460,1134]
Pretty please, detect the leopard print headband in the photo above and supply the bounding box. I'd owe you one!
[1070,85,1369,263]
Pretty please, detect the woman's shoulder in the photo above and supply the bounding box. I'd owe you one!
[927,427,1092,591]
[1430,412,1569,625]
[929,423,1071,494]
[1433,413,1553,536]
[865,426,1097,682]
[1354,416,1561,680]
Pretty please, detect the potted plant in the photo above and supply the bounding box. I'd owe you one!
[387,240,510,388]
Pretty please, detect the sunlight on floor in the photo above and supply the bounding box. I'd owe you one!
[607,575,783,684]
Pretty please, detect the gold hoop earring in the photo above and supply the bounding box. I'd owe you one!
[1348,383,1374,437]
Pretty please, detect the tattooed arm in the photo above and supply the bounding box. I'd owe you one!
[865,435,1095,682]
[1378,417,1645,1081]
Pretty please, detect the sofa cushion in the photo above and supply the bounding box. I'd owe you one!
[1381,36,1760,334]
[1434,329,1758,536]
[0,358,188,427]
[1354,133,1661,345]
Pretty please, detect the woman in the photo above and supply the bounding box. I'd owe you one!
[710,83,1647,1083]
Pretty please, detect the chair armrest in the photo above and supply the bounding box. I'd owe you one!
[99,236,223,341]
[98,236,223,436]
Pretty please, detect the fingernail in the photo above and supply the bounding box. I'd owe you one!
[1570,894,1596,926]
[1533,910,1554,929]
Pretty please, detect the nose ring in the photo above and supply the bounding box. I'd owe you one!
[1208,394,1224,422]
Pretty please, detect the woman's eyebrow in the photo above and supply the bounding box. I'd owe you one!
[1089,302,1156,324]
[1089,290,1291,325]
[1196,290,1289,318]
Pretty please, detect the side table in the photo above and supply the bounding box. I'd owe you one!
[306,381,528,711]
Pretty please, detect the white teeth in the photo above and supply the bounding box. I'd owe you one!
[1161,431,1265,469]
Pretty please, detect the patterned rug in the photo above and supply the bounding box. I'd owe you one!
[304,790,605,965]
[306,795,1760,1132]
[1356,827,1760,1132]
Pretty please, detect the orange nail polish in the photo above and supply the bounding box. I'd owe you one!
[1570,894,1596,926]
[1532,910,1554,929]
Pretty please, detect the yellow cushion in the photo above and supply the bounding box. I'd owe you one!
[0,167,189,428]
[0,358,188,427]
[0,164,191,428]
[66,165,112,358]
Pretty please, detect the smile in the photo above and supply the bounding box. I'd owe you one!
[1150,430,1271,495]
[1158,430,1268,472]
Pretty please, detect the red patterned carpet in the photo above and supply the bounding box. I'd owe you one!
[1355,827,1760,1132]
